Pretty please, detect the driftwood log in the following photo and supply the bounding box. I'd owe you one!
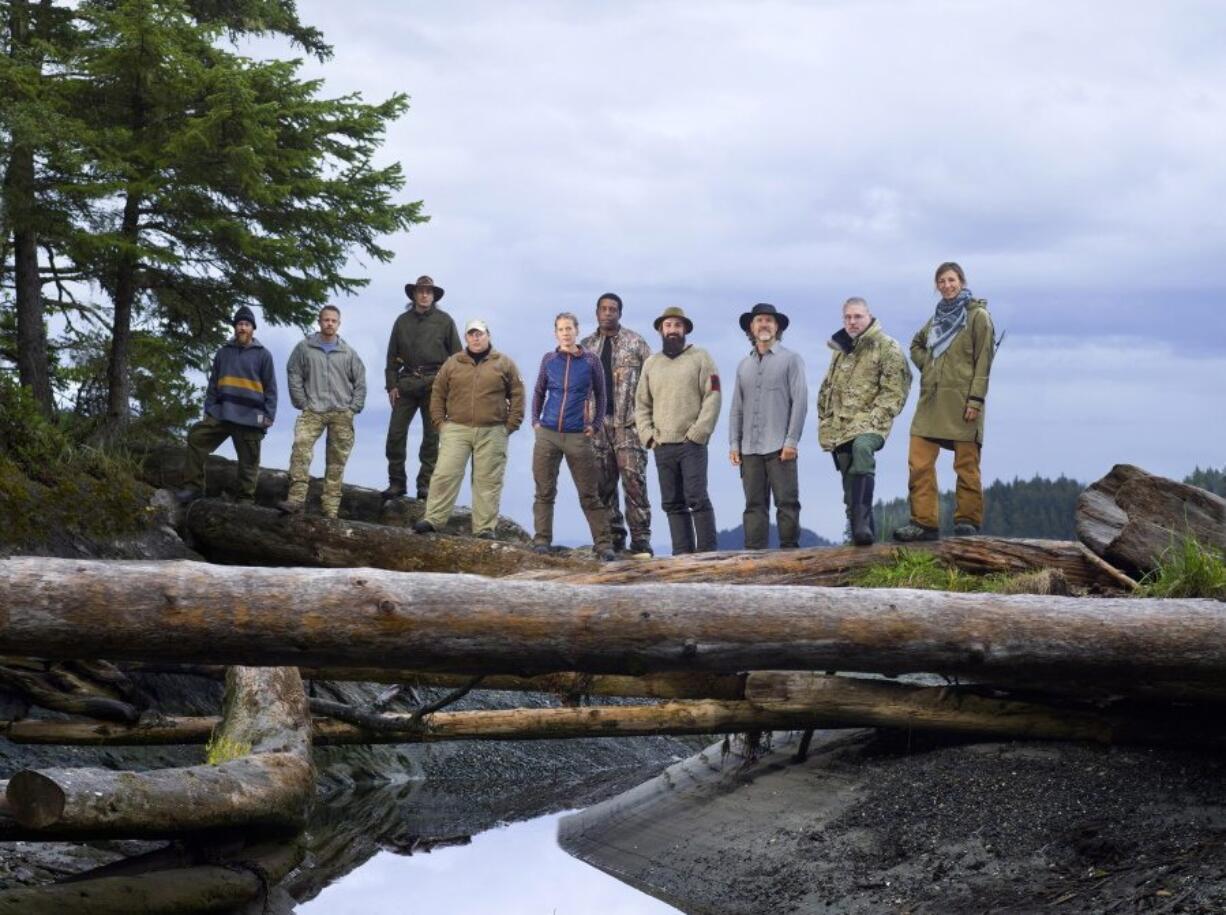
[2,666,313,841]
[1077,464,1226,575]
[0,839,303,914]
[512,537,1137,592]
[122,663,747,701]
[183,500,591,576]
[138,444,529,541]
[6,680,1226,751]
[2,558,1225,684]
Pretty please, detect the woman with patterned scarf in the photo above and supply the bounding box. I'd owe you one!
[893,262,996,542]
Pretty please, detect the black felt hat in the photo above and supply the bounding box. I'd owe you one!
[739,302,789,333]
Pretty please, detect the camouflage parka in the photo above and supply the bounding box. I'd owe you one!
[817,319,912,451]
[580,325,652,448]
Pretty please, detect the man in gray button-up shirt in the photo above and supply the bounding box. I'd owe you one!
[729,303,808,549]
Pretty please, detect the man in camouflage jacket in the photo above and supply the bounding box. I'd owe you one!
[817,297,911,545]
[580,292,654,555]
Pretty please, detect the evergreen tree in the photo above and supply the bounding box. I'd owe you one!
[1185,466,1226,498]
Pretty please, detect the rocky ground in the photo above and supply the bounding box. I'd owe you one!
[562,729,1226,914]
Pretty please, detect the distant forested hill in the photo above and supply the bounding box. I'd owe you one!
[715,524,837,550]
[869,465,1226,541]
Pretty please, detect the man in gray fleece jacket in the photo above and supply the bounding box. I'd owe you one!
[635,306,721,554]
[277,305,367,518]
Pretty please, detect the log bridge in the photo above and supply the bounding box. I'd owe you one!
[0,463,1221,909]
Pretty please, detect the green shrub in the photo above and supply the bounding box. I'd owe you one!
[1139,536,1226,600]
[851,549,1071,595]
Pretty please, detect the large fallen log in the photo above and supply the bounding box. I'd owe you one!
[511,537,1136,592]
[183,500,592,576]
[123,662,746,701]
[0,839,303,914]
[138,444,530,540]
[2,666,314,841]
[3,558,1225,684]
[5,684,1226,751]
[1077,464,1226,575]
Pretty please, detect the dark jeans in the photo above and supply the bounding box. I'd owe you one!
[532,427,612,551]
[740,451,801,549]
[185,415,265,500]
[385,374,439,496]
[654,441,716,554]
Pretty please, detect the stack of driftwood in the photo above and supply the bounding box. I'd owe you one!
[0,463,1222,910]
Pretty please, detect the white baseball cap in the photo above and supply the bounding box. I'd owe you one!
[465,319,489,335]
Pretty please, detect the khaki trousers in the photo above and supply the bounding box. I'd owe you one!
[423,423,509,534]
[532,427,613,551]
[907,435,983,529]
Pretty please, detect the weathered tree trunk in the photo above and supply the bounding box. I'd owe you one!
[184,500,587,575]
[513,537,1136,592]
[3,558,1225,684]
[0,663,141,722]
[2,0,55,418]
[1077,464,1226,575]
[0,840,303,914]
[2,666,313,840]
[7,687,1226,752]
[136,445,531,540]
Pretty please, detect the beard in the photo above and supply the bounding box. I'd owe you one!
[662,333,686,357]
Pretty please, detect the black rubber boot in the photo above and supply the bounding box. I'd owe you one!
[850,474,875,546]
[691,508,718,553]
[667,513,696,555]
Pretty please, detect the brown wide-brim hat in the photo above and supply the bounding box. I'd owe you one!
[653,306,694,334]
[405,275,444,302]
[739,302,789,333]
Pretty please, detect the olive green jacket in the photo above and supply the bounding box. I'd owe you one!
[909,299,994,443]
[817,320,911,451]
[384,305,462,390]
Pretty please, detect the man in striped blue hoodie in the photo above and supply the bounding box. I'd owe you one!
[530,312,615,560]
[178,305,278,503]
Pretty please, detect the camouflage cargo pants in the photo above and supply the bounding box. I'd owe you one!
[287,409,355,518]
[591,422,651,548]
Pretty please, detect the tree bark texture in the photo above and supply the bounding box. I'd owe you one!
[1077,464,1226,575]
[2,666,313,840]
[7,689,1226,752]
[3,558,1225,683]
[183,499,586,576]
[0,840,303,914]
[136,445,531,540]
[512,537,1136,593]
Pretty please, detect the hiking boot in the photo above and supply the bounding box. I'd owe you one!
[952,522,980,537]
[174,487,202,505]
[412,520,436,534]
[532,543,552,555]
[892,523,939,542]
[599,549,617,562]
[276,499,304,515]
[627,539,654,558]
[474,530,497,540]
[415,489,429,501]
[611,534,627,554]
[382,484,407,501]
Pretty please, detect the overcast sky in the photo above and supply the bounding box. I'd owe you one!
[238,1,1226,547]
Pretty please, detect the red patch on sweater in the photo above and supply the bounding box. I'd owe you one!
[710,374,721,392]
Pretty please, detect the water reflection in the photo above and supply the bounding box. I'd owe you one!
[296,809,679,914]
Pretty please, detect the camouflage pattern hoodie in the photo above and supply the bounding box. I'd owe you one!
[817,319,911,451]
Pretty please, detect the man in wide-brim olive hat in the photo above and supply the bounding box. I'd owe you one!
[729,303,808,550]
[383,274,462,501]
[635,307,722,555]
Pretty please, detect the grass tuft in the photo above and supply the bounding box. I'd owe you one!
[1139,536,1226,600]
[852,549,1072,595]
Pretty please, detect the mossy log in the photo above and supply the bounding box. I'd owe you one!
[511,537,1137,592]
[2,667,313,841]
[138,444,529,540]
[3,558,1226,685]
[1077,464,1226,575]
[183,500,592,575]
[0,840,303,914]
